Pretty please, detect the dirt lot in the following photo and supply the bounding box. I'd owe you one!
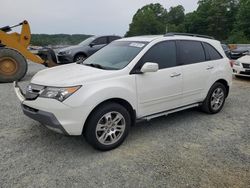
[0,63,249,188]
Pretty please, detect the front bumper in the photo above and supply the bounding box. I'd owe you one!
[13,82,88,135]
[22,104,68,135]
[57,54,74,64]
[233,65,250,77]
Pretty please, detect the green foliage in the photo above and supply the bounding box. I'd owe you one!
[126,0,250,43]
[167,5,186,33]
[227,31,250,44]
[125,3,168,37]
[234,0,250,38]
[192,0,239,40]
[30,34,91,46]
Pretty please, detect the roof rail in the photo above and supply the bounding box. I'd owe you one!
[164,32,215,39]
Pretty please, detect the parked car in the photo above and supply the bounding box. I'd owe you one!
[14,34,232,151]
[57,35,121,63]
[222,44,231,59]
[233,55,250,77]
[230,46,250,60]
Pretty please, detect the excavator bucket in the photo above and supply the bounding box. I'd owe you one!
[0,20,59,82]
[37,48,59,67]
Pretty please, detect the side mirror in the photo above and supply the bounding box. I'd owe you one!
[140,62,159,73]
[89,42,95,47]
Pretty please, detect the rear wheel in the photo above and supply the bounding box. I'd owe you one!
[201,82,226,114]
[0,48,27,83]
[85,102,131,151]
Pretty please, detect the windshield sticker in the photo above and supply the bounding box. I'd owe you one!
[129,43,145,48]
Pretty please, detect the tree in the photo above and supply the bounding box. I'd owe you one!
[125,1,248,43]
[167,5,185,25]
[235,0,250,38]
[181,0,240,40]
[166,5,185,32]
[125,3,168,37]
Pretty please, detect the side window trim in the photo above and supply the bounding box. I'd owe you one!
[130,40,178,74]
[201,42,211,61]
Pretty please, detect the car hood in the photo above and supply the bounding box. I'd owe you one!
[58,45,80,53]
[232,49,249,53]
[31,63,120,87]
[237,55,250,64]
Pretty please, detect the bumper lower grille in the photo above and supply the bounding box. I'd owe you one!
[240,71,250,75]
[242,63,250,69]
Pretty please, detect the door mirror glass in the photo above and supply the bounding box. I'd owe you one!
[141,62,159,73]
[89,42,96,47]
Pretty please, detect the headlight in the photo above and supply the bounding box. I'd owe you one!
[234,61,241,66]
[40,86,81,102]
[59,50,71,55]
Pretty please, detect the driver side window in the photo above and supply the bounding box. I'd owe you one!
[139,41,177,70]
[93,37,108,45]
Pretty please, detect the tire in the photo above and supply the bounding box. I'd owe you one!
[74,54,86,62]
[0,48,28,83]
[85,102,131,151]
[201,82,227,114]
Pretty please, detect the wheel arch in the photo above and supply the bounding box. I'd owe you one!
[74,52,87,61]
[82,98,136,134]
[214,79,230,97]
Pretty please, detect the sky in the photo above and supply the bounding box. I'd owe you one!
[1,0,199,36]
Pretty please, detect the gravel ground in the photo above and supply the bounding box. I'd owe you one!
[0,63,249,188]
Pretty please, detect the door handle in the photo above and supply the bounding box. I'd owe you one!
[206,66,214,70]
[170,73,181,78]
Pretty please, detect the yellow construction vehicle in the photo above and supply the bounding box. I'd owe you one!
[0,20,58,83]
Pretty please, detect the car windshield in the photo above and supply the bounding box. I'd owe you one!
[78,37,96,46]
[81,41,148,70]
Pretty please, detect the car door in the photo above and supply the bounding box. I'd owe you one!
[177,40,211,105]
[133,41,183,117]
[89,36,108,55]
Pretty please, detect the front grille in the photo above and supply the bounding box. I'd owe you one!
[242,63,250,69]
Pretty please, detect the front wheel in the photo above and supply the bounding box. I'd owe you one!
[201,82,227,114]
[74,54,86,62]
[85,103,131,151]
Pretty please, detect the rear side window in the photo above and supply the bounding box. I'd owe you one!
[203,43,223,60]
[139,41,177,69]
[178,41,206,65]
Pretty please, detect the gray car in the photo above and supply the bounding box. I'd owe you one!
[57,35,121,64]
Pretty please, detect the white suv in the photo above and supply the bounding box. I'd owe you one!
[14,34,232,150]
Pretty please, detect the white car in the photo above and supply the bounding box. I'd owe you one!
[14,34,232,150]
[233,55,250,77]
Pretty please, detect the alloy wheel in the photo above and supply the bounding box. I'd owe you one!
[95,111,126,145]
[210,87,225,111]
